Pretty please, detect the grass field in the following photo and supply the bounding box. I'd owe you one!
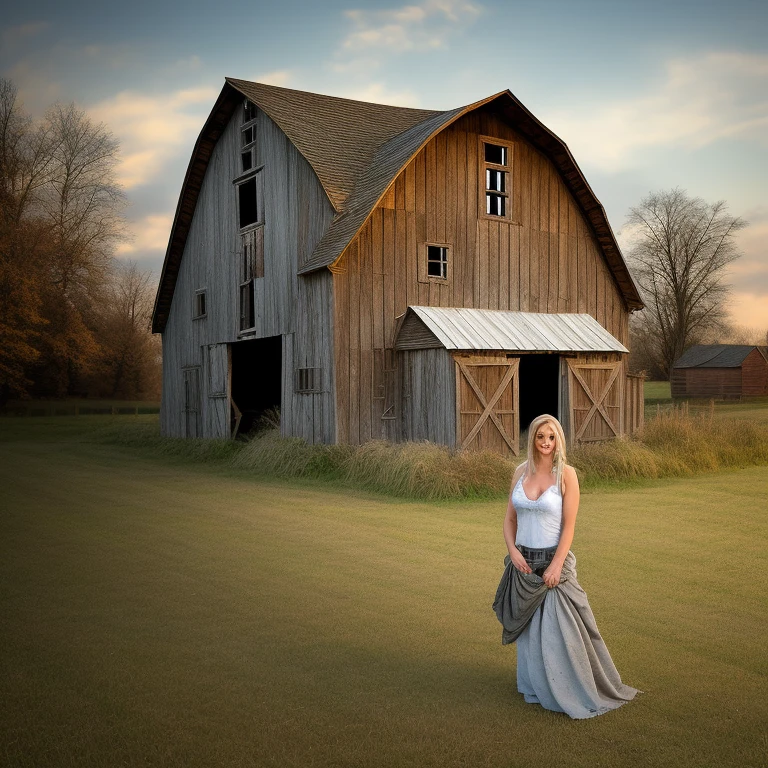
[1,417,767,767]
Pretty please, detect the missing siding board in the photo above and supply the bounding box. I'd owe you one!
[295,367,322,394]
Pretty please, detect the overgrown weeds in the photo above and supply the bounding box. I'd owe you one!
[95,405,768,499]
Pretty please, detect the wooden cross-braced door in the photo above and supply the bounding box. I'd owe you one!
[567,360,623,442]
[455,354,520,454]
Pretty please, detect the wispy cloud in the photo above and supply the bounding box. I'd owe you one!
[334,0,481,70]
[117,214,174,257]
[89,86,218,189]
[547,52,768,171]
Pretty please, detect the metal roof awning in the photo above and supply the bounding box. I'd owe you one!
[394,306,628,353]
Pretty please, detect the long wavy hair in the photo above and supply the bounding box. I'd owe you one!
[524,414,567,492]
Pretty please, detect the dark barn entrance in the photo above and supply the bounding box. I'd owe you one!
[231,336,282,436]
[518,354,560,434]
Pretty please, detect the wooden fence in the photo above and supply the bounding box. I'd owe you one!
[2,404,160,417]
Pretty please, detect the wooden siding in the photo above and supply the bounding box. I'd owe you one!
[160,107,336,438]
[624,372,645,437]
[333,107,630,445]
[400,349,457,446]
[742,349,768,396]
[672,367,742,399]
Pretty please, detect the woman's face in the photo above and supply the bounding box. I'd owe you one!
[534,423,557,458]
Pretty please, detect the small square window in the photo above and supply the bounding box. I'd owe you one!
[242,126,254,147]
[295,368,322,394]
[485,143,507,165]
[427,245,448,279]
[241,150,253,172]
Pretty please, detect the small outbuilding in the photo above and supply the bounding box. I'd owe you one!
[671,345,768,399]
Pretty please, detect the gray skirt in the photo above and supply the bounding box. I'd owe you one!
[493,547,639,719]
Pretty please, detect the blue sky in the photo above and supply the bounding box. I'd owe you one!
[2,0,767,329]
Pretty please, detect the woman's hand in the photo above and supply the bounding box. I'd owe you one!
[510,550,532,574]
[542,560,563,588]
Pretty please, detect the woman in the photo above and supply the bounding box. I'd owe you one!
[493,414,638,718]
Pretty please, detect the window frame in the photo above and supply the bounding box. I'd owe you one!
[193,289,207,320]
[234,170,264,231]
[418,242,452,284]
[295,367,323,394]
[240,100,258,174]
[478,135,516,223]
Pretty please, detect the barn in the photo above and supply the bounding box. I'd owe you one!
[671,345,768,399]
[152,79,645,452]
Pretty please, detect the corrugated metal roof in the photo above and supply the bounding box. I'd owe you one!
[400,307,628,353]
[673,345,757,368]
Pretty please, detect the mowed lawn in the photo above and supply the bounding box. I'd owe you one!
[1,420,767,767]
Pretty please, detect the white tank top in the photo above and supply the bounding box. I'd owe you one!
[511,475,563,548]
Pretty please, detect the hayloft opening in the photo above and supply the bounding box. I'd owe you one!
[231,336,282,437]
[518,354,560,434]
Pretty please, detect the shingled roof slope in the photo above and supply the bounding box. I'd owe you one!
[228,79,442,211]
[152,80,643,333]
[673,345,759,368]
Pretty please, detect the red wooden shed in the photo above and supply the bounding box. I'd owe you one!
[671,345,768,399]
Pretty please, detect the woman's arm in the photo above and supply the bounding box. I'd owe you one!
[542,464,580,588]
[503,464,532,574]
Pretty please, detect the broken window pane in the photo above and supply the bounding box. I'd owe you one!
[486,169,506,192]
[239,178,258,228]
[486,193,506,217]
[484,143,507,165]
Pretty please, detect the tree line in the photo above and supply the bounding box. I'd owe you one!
[0,78,160,407]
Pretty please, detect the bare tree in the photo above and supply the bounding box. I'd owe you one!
[625,188,746,379]
[91,262,161,400]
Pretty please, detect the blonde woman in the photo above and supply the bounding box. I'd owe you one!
[493,414,638,718]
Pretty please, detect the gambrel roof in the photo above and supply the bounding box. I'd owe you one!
[152,80,643,332]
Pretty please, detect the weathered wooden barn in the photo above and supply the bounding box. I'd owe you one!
[152,79,645,452]
[671,345,768,399]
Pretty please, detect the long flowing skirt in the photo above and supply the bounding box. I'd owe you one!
[515,555,638,719]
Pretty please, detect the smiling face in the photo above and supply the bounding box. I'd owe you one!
[534,422,557,458]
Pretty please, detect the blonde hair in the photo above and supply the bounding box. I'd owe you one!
[523,414,567,492]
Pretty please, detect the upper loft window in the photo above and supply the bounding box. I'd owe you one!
[243,99,257,122]
[480,137,513,220]
[238,176,260,229]
[241,101,257,173]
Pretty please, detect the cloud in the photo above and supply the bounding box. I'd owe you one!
[335,0,482,69]
[89,86,219,189]
[335,82,421,107]
[546,52,768,172]
[117,213,174,257]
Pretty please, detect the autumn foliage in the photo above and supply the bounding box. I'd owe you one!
[0,78,160,405]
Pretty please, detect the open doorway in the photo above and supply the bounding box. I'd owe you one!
[230,336,282,436]
[518,354,560,436]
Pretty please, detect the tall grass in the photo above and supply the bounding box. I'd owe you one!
[93,405,768,499]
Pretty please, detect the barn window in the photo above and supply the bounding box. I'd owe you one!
[480,137,513,220]
[295,367,322,394]
[427,245,449,279]
[239,228,263,332]
[194,290,207,319]
[238,177,259,229]
[243,99,257,122]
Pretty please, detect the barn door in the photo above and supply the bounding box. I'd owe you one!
[455,354,519,454]
[183,367,201,438]
[567,360,623,442]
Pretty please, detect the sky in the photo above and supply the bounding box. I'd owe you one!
[2,0,767,331]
